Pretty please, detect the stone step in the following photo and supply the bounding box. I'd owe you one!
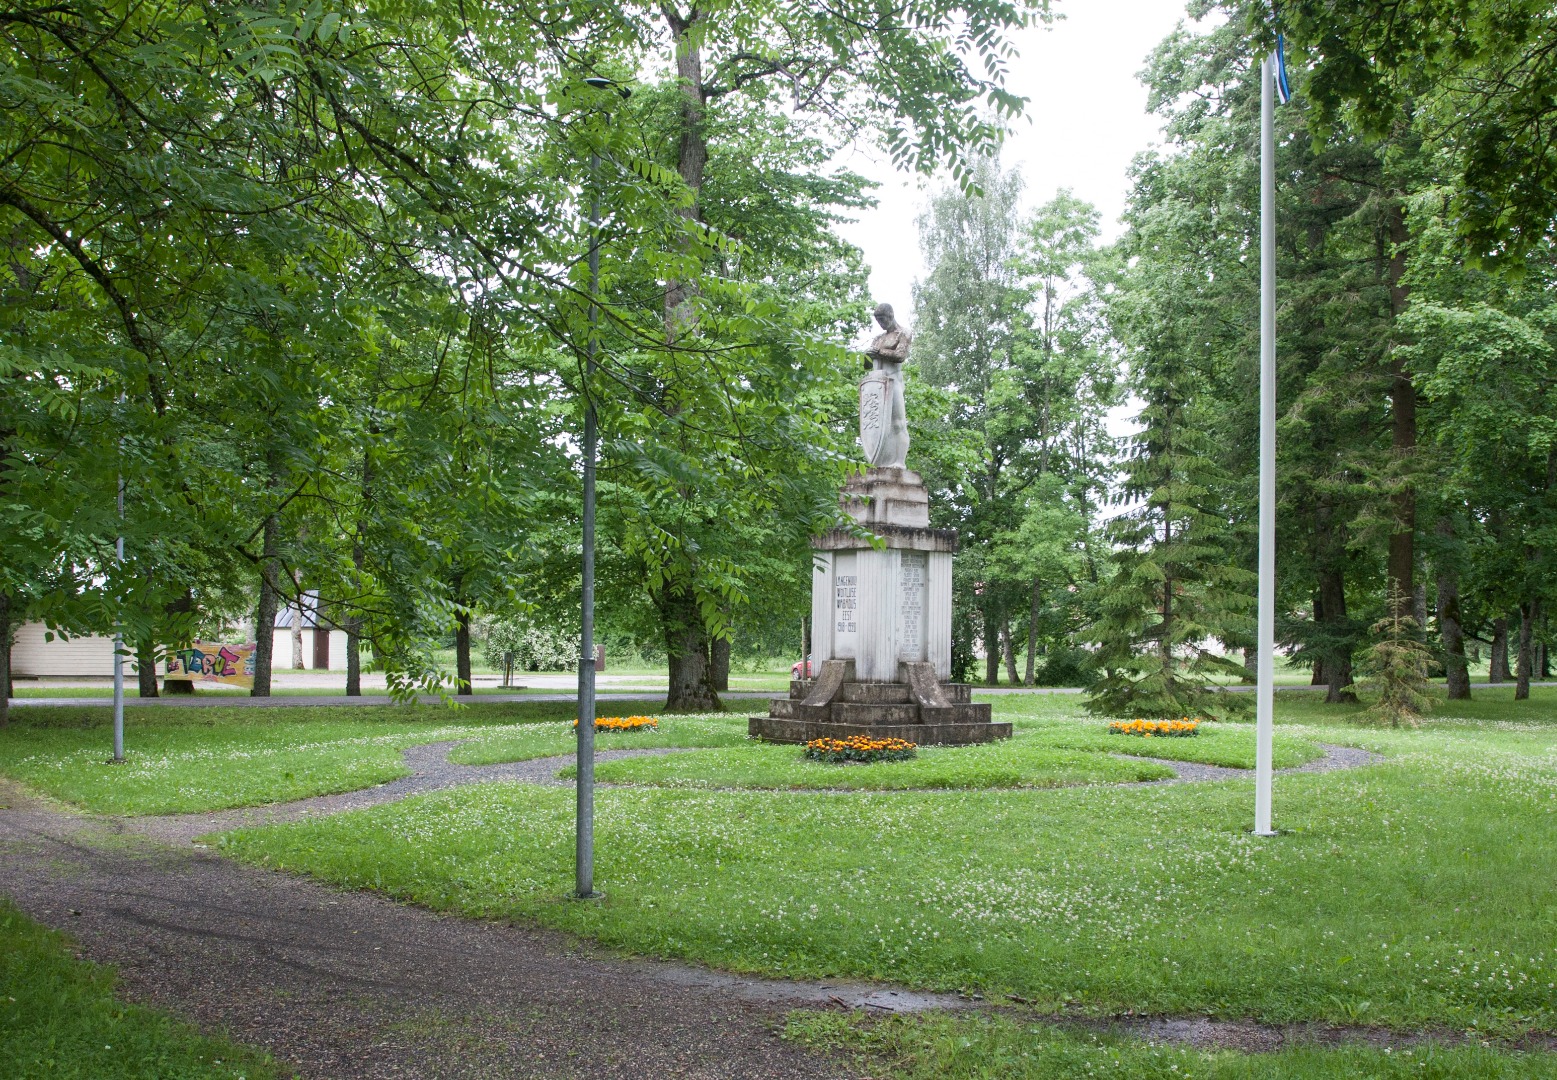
[830,702,922,726]
[920,703,993,724]
[836,682,913,704]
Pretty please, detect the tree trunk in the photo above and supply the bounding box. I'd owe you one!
[290,592,304,669]
[663,589,720,712]
[710,633,730,693]
[1541,610,1551,679]
[664,5,708,338]
[1435,520,1471,700]
[1317,566,1356,704]
[800,615,810,679]
[983,601,1000,685]
[251,513,282,697]
[455,607,472,696]
[136,638,160,697]
[1310,586,1327,685]
[1384,203,1416,623]
[1490,617,1511,683]
[1516,600,1538,701]
[160,590,196,694]
[0,592,11,729]
[1024,580,1040,686]
[1246,647,1261,686]
[346,450,373,696]
[346,620,362,696]
[1001,621,1019,685]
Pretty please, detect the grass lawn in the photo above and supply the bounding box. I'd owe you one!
[579,694,1320,796]
[785,1011,1557,1078]
[582,717,1322,791]
[0,689,1322,814]
[443,714,750,765]
[0,700,667,815]
[583,737,1178,790]
[0,900,279,1079]
[213,688,1557,1045]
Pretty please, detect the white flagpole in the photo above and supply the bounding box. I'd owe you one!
[1254,51,1277,836]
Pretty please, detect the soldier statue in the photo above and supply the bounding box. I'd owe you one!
[859,303,911,468]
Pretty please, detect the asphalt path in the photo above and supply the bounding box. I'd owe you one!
[8,691,772,708]
[11,681,1553,708]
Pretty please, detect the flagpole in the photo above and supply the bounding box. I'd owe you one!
[1254,51,1277,836]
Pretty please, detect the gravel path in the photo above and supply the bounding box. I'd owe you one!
[1118,742,1385,784]
[125,743,693,846]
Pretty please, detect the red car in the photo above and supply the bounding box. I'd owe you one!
[791,654,814,678]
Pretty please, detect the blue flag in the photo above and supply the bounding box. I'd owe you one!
[1275,35,1293,104]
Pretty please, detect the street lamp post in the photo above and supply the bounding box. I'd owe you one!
[575,76,630,900]
[576,150,603,900]
[113,471,124,763]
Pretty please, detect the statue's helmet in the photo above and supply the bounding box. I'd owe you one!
[873,302,895,325]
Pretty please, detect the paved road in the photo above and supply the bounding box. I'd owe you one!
[8,691,776,708]
[17,680,1553,708]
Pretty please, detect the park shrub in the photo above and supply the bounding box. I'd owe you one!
[1108,718,1200,738]
[803,735,917,763]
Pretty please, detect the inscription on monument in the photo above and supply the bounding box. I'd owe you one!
[898,553,925,659]
[835,574,858,634]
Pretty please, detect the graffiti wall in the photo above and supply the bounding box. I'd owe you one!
[165,641,257,689]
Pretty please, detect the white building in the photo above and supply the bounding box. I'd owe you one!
[11,589,348,678]
[272,591,348,671]
[10,623,119,678]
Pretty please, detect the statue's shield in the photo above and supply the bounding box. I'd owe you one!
[859,371,890,464]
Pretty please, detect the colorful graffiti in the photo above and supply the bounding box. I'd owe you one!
[165,641,257,688]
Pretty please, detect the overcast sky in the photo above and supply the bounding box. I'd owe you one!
[833,0,1203,328]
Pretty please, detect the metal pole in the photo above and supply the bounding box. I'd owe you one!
[1254,52,1277,836]
[113,473,125,763]
[575,151,602,898]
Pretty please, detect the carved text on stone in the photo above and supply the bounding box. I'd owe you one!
[835,574,858,634]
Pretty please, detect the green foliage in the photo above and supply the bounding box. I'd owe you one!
[478,615,578,682]
[0,900,277,1079]
[912,160,1116,685]
[1085,223,1255,718]
[1277,0,1557,261]
[1359,603,1440,728]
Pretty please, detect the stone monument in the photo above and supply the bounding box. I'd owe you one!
[750,304,1011,746]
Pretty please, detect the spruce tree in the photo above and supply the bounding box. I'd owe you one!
[1084,348,1255,720]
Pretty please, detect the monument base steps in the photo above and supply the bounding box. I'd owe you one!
[751,658,1008,747]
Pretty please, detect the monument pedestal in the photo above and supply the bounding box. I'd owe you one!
[749,467,1010,746]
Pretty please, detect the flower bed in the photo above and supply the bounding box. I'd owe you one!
[572,715,659,732]
[803,735,917,763]
[1108,718,1200,738]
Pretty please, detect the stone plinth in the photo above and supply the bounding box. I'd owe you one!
[752,466,1009,746]
[811,467,956,683]
[748,659,1010,745]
